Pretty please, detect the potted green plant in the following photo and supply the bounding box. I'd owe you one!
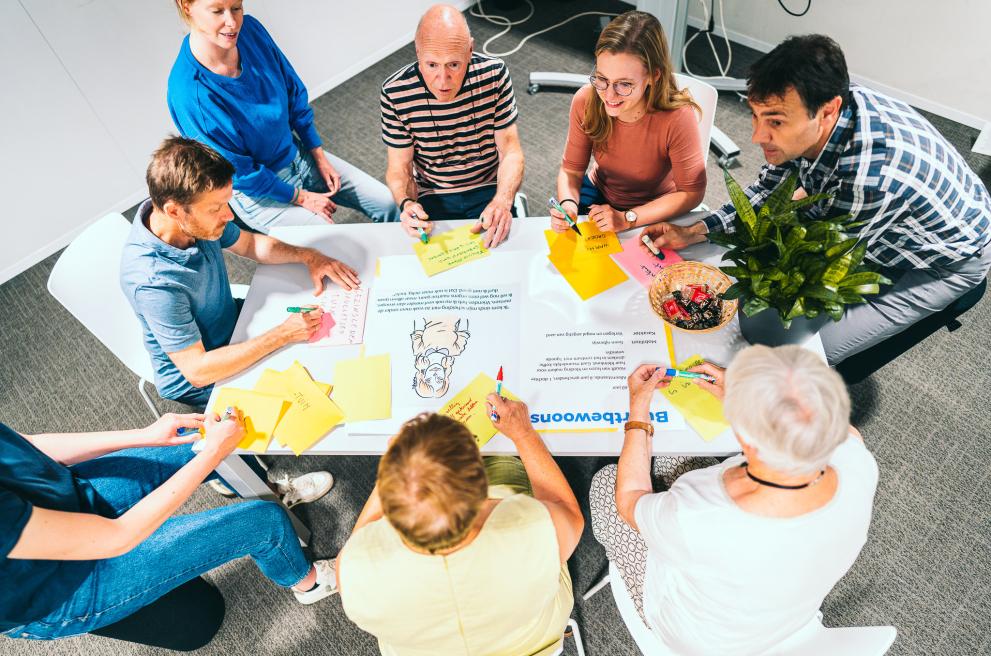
[708,169,891,346]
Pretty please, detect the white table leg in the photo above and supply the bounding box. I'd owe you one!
[215,455,312,546]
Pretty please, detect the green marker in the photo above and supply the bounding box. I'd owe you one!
[410,210,430,244]
[286,306,317,313]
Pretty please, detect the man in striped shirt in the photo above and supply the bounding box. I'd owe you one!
[381,4,524,248]
[641,35,990,365]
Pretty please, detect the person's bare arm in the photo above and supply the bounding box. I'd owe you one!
[624,188,706,228]
[23,414,206,466]
[168,310,320,388]
[386,146,433,238]
[471,125,525,248]
[337,484,385,593]
[8,414,244,560]
[487,395,584,563]
[227,231,360,292]
[615,365,668,530]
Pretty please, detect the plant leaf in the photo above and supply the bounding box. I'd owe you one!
[724,168,759,238]
[720,281,748,300]
[721,265,750,279]
[742,296,771,317]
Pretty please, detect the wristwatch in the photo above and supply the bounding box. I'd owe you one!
[624,421,654,437]
[624,209,638,226]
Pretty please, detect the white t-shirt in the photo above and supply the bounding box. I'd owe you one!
[634,436,879,656]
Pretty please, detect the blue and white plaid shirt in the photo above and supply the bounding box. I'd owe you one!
[704,85,991,269]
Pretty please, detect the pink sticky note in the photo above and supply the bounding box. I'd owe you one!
[308,312,337,343]
[611,237,683,288]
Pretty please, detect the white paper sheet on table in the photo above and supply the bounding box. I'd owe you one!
[309,288,369,346]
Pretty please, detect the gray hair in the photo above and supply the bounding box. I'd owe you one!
[723,345,850,475]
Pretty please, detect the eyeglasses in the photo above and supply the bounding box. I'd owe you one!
[589,72,638,97]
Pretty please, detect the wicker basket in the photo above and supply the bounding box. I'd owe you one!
[648,262,738,334]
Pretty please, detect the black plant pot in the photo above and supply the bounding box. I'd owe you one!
[738,308,829,347]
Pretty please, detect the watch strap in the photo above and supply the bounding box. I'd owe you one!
[624,420,654,437]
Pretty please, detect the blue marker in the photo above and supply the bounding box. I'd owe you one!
[177,427,200,437]
[664,368,717,383]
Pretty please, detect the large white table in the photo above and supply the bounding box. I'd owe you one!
[209,215,824,515]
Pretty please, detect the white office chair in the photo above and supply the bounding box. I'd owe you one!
[48,213,162,418]
[48,213,252,421]
[607,563,897,656]
[549,618,586,656]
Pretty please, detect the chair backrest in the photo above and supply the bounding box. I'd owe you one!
[673,73,718,166]
[47,213,155,382]
[608,563,896,656]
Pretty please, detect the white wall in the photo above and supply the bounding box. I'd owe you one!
[684,0,991,129]
[0,0,468,286]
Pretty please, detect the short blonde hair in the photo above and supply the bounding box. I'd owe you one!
[378,413,488,553]
[723,345,850,475]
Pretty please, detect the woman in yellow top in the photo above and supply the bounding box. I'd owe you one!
[337,396,584,656]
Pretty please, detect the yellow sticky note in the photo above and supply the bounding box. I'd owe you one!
[660,354,730,442]
[413,224,490,276]
[332,353,392,422]
[440,372,520,447]
[271,363,346,455]
[544,221,622,260]
[255,367,331,399]
[209,387,289,453]
[547,251,629,300]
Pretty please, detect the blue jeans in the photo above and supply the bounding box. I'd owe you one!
[231,139,401,233]
[578,175,609,213]
[5,445,310,640]
[418,184,507,220]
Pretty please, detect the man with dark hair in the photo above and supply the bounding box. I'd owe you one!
[641,34,991,364]
[121,136,359,408]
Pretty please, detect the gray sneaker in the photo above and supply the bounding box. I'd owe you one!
[273,471,334,508]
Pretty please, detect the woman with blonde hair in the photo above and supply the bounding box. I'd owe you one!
[589,345,879,654]
[551,10,707,234]
[337,401,584,655]
[167,0,399,233]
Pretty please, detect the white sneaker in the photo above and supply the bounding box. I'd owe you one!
[273,471,334,508]
[293,559,338,605]
[207,479,236,497]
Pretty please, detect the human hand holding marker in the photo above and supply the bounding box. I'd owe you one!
[201,406,245,457]
[489,366,505,420]
[628,365,668,418]
[148,412,206,445]
[683,362,726,400]
[401,203,432,241]
[486,394,535,442]
[548,197,582,235]
[279,305,324,342]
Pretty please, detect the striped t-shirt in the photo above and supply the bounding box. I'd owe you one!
[381,53,518,196]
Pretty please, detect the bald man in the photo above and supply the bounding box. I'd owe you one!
[381,4,524,248]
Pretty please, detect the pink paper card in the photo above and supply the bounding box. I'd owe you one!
[308,312,337,343]
[611,237,682,288]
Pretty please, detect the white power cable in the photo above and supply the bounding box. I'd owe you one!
[681,0,733,79]
[469,0,619,58]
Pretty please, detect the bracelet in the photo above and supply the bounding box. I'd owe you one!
[291,188,301,205]
[399,197,416,212]
[560,198,578,209]
[624,421,654,437]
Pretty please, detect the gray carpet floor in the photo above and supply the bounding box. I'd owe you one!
[2,1,989,654]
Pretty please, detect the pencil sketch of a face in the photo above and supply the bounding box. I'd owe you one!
[411,317,470,398]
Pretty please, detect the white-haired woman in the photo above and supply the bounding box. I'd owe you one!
[590,345,879,655]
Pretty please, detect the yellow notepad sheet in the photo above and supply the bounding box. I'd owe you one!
[254,366,331,400]
[660,354,730,442]
[440,372,520,448]
[547,251,629,300]
[271,363,346,455]
[544,221,622,260]
[332,353,392,422]
[208,387,289,453]
[413,224,490,276]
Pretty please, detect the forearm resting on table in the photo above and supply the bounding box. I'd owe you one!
[230,231,314,266]
[8,449,224,560]
[24,429,155,466]
[170,331,289,389]
[634,189,705,226]
[556,168,583,207]
[491,132,524,209]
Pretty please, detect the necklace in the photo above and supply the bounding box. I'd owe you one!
[740,462,825,490]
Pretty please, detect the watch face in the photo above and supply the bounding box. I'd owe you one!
[625,210,637,224]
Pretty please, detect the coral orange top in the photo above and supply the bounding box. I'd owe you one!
[561,84,707,210]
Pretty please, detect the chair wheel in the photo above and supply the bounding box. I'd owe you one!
[528,83,540,95]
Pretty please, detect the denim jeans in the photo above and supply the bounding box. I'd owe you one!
[418,184,503,221]
[4,445,310,640]
[231,139,401,233]
[577,175,609,213]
